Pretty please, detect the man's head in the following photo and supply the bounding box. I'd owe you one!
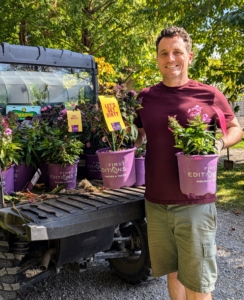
[156,26,192,54]
[156,26,193,87]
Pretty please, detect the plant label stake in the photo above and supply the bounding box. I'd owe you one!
[67,110,82,132]
[99,96,125,151]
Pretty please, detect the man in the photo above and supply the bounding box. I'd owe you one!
[134,26,242,300]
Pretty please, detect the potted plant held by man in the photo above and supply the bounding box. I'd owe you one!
[168,105,220,198]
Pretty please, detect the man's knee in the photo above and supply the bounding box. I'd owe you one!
[168,271,178,280]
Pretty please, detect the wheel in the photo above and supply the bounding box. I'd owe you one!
[0,230,20,300]
[108,219,152,285]
[0,229,46,300]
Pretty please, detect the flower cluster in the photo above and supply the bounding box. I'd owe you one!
[168,105,216,155]
[0,112,22,170]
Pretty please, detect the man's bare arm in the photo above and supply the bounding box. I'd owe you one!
[135,128,146,148]
[220,116,243,148]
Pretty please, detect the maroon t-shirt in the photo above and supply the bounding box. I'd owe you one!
[134,79,235,205]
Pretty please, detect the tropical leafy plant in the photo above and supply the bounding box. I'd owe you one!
[168,105,216,155]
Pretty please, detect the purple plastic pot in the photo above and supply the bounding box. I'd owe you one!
[176,152,218,197]
[85,153,102,179]
[96,147,136,189]
[135,157,145,186]
[1,164,15,195]
[48,161,79,190]
[14,164,34,191]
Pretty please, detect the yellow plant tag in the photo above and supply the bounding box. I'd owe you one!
[99,95,125,132]
[67,110,82,132]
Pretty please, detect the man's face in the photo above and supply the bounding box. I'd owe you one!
[157,36,193,87]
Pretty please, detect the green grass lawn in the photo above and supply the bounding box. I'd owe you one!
[216,133,244,211]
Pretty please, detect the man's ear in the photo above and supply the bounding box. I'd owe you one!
[189,52,194,65]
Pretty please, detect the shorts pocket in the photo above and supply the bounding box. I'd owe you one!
[203,244,217,257]
[202,244,217,287]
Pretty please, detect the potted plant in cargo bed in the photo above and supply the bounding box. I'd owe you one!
[36,105,84,189]
[134,142,146,186]
[12,118,43,191]
[95,84,143,189]
[77,103,108,179]
[0,112,22,194]
[168,105,220,198]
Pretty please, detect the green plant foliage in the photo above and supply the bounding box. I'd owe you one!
[0,112,22,170]
[35,105,84,166]
[0,0,243,101]
[168,105,216,155]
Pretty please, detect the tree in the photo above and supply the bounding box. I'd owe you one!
[0,0,243,97]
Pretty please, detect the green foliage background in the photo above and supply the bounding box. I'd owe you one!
[0,1,243,96]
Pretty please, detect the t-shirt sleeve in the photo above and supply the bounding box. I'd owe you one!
[214,87,235,126]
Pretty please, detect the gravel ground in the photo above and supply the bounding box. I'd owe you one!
[18,150,244,300]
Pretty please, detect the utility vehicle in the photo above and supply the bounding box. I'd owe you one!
[0,43,150,299]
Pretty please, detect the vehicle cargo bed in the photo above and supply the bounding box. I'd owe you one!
[0,183,145,241]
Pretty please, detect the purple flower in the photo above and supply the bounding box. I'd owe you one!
[130,90,137,96]
[202,114,211,123]
[41,107,47,112]
[86,142,91,148]
[188,105,202,117]
[114,84,121,92]
[5,128,12,135]
[102,136,107,143]
[61,109,67,115]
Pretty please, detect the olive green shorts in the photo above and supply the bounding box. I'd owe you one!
[145,199,217,293]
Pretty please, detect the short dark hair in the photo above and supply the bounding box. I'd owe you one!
[156,26,192,53]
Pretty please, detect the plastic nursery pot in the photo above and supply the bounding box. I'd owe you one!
[37,162,49,186]
[85,153,102,179]
[1,164,15,195]
[48,161,79,190]
[175,152,218,198]
[134,157,145,186]
[14,163,35,192]
[96,147,136,189]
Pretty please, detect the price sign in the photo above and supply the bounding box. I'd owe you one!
[67,110,82,132]
[99,96,125,131]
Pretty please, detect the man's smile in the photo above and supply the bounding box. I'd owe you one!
[165,65,179,68]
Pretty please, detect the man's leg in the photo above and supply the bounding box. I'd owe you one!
[185,287,212,300]
[168,272,212,300]
[168,272,186,300]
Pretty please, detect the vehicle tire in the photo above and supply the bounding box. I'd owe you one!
[0,228,43,300]
[108,219,152,285]
[0,230,19,300]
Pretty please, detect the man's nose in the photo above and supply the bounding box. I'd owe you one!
[168,53,175,61]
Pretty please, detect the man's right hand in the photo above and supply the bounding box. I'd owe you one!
[214,138,225,155]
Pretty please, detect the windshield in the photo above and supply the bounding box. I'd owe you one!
[0,63,94,111]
